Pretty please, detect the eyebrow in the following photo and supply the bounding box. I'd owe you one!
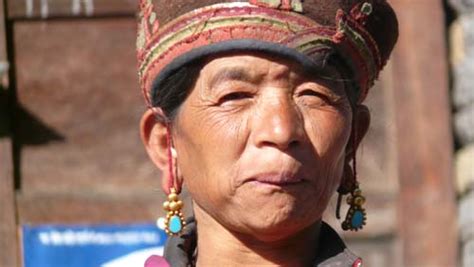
[209,67,257,88]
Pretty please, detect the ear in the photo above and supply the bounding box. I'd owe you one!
[346,104,371,158]
[339,105,371,193]
[140,108,175,194]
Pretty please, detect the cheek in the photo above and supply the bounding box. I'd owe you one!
[172,98,250,206]
[305,107,352,159]
[304,108,352,187]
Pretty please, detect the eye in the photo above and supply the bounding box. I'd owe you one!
[219,91,253,103]
[298,89,331,103]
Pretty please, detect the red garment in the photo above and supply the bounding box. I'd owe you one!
[144,255,170,267]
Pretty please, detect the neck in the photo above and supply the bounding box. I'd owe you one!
[194,205,321,267]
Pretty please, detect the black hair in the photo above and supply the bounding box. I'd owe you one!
[153,60,204,122]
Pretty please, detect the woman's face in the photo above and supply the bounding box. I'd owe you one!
[172,53,353,241]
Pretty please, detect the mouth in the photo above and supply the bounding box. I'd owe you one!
[247,172,305,187]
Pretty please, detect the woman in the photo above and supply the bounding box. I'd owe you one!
[138,0,398,266]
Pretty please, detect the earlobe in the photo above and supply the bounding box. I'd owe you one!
[140,109,175,193]
[170,147,178,159]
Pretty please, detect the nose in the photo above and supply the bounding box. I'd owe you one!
[251,93,305,150]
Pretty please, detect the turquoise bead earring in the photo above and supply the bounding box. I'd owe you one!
[337,125,367,232]
[341,184,367,231]
[161,126,185,236]
[163,188,186,236]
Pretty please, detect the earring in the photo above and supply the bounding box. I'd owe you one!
[336,164,355,220]
[163,188,186,236]
[341,183,367,231]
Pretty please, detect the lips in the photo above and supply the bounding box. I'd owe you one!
[248,172,304,186]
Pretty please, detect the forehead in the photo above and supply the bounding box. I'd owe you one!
[199,52,341,84]
[203,54,299,79]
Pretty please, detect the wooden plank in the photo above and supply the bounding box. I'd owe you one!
[0,138,17,267]
[0,0,18,265]
[391,0,458,266]
[0,0,6,60]
[7,0,135,20]
[14,19,157,195]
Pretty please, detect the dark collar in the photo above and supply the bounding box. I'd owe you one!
[163,218,361,267]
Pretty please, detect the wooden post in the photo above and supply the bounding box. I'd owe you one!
[391,0,458,266]
[0,0,18,265]
[0,136,17,267]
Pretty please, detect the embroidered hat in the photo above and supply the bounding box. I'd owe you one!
[137,0,398,107]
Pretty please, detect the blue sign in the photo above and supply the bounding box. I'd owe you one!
[22,223,167,267]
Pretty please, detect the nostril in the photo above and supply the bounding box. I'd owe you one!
[260,138,300,151]
[288,139,300,148]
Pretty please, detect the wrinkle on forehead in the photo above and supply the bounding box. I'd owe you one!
[202,54,306,88]
[209,66,261,89]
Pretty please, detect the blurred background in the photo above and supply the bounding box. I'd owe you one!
[0,0,472,266]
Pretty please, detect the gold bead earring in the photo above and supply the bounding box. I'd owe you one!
[163,188,186,236]
[160,127,185,236]
[337,127,367,231]
[341,183,367,231]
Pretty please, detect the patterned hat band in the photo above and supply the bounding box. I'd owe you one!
[137,1,383,106]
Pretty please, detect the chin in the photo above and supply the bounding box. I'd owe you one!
[236,202,323,242]
[245,217,319,243]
